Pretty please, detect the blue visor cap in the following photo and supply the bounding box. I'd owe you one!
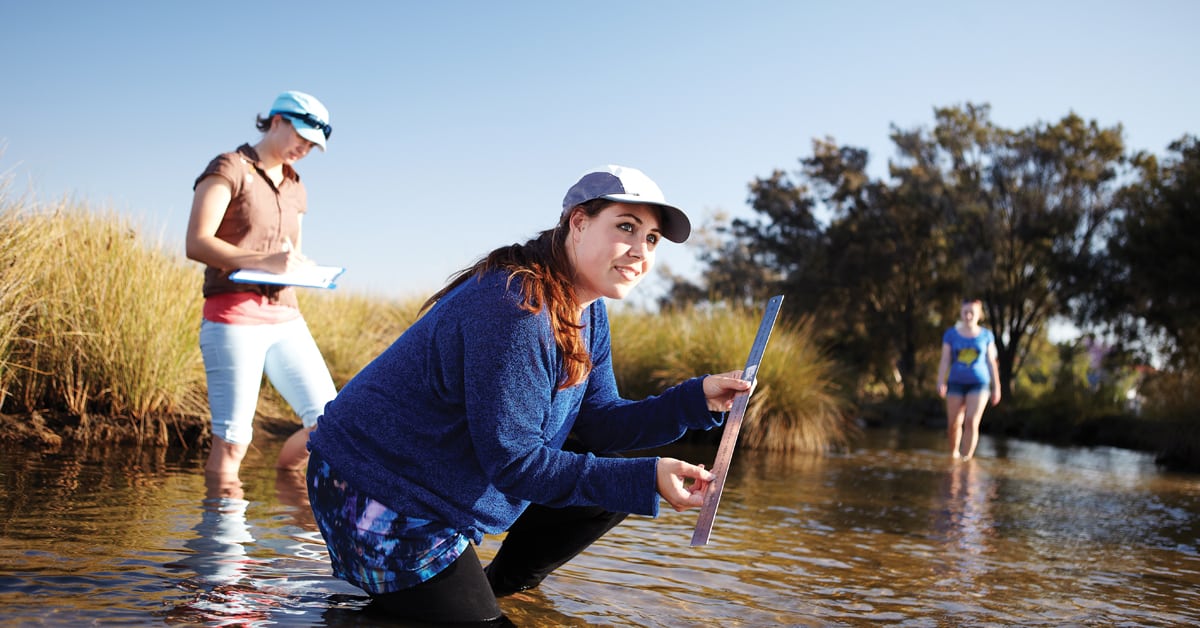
[268,90,331,151]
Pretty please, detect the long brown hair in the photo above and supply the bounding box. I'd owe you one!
[421,198,612,390]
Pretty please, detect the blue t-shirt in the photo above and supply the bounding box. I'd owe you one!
[307,270,722,545]
[943,326,994,385]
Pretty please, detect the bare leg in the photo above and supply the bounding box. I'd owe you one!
[960,391,990,460]
[945,395,967,459]
[206,435,249,476]
[277,424,316,471]
[276,465,315,530]
[205,468,244,500]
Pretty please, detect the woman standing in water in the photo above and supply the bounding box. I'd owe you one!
[185,91,338,476]
[307,165,751,624]
[936,298,1001,460]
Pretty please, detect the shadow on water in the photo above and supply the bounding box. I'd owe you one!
[1,426,1199,626]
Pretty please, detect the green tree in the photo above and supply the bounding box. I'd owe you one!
[658,209,783,308]
[672,137,957,398]
[661,170,821,309]
[802,139,955,398]
[1102,136,1200,368]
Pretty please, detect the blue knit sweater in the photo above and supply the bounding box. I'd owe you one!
[307,270,721,543]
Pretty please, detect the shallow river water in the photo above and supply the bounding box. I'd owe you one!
[1,426,1198,626]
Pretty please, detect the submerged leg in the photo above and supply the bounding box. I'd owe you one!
[277,425,316,471]
[205,435,248,475]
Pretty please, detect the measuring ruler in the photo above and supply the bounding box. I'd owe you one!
[691,294,784,547]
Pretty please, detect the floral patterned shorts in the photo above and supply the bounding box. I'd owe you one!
[307,453,469,594]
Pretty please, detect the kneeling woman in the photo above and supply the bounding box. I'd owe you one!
[306,165,750,624]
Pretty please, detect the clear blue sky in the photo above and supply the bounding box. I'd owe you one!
[2,1,1196,304]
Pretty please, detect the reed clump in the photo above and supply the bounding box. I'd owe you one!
[0,190,434,445]
[0,194,206,445]
[609,304,855,452]
[0,192,45,414]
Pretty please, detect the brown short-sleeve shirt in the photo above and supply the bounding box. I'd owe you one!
[194,144,306,308]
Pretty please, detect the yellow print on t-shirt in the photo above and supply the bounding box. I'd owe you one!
[956,347,980,365]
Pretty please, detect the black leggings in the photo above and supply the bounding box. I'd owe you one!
[370,502,628,625]
[369,544,507,625]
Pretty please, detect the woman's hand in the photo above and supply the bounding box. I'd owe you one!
[702,370,753,412]
[656,457,715,512]
[262,238,315,274]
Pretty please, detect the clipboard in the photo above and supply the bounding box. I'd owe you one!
[229,265,345,289]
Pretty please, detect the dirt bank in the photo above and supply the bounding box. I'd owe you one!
[0,410,300,451]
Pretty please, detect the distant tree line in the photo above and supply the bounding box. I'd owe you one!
[662,103,1199,410]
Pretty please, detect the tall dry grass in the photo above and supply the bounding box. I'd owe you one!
[610,304,855,452]
[0,189,47,410]
[0,194,207,443]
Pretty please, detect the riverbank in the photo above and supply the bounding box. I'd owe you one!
[0,409,298,451]
[858,397,1199,473]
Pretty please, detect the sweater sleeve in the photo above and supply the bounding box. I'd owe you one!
[571,301,723,453]
[457,286,662,516]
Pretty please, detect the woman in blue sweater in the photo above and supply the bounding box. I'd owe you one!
[936,298,1002,461]
[306,165,751,624]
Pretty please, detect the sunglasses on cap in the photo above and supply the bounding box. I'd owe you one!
[277,111,332,140]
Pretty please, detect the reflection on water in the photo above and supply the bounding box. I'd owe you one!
[173,473,253,584]
[1,427,1199,626]
[163,472,272,625]
[936,460,996,556]
[929,460,997,612]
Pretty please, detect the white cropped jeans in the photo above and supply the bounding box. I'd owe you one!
[199,317,337,444]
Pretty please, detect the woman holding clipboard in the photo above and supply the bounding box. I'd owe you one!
[185,90,338,477]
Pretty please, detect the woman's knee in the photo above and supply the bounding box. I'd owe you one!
[370,545,504,624]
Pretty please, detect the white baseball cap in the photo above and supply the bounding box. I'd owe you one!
[561,165,691,243]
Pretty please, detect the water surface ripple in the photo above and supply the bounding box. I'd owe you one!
[1,428,1197,626]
